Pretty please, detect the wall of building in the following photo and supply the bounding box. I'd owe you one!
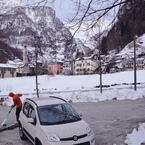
[74,59,98,75]
[0,68,16,78]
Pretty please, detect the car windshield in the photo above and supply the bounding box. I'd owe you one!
[37,103,81,125]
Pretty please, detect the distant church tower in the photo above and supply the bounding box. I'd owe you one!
[23,46,28,64]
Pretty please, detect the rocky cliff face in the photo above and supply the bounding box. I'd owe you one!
[104,0,145,53]
[0,40,22,63]
[0,0,80,61]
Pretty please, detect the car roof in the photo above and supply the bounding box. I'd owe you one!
[25,96,67,107]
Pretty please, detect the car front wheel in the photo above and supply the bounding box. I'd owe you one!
[38,141,42,145]
[35,138,42,145]
[19,124,27,140]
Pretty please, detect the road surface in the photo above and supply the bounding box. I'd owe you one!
[0,98,145,145]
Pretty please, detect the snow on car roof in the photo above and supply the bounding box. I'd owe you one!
[26,96,66,106]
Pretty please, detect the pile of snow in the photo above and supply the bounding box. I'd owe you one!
[125,123,145,145]
[0,70,145,104]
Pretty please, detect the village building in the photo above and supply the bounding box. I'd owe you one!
[0,63,16,78]
[63,61,73,75]
[136,57,145,70]
[7,46,35,76]
[73,54,99,75]
[48,57,63,75]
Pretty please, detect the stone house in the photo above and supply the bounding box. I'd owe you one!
[136,57,145,70]
[7,46,35,76]
[7,46,45,76]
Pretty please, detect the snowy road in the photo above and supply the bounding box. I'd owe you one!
[0,98,145,145]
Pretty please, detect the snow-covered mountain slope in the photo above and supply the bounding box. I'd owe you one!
[0,0,113,62]
[0,0,24,7]
[64,16,112,50]
[0,0,25,13]
[0,1,79,61]
[0,0,100,61]
[118,34,145,57]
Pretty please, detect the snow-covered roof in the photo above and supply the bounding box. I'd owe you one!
[76,54,95,61]
[137,58,144,61]
[0,63,17,68]
[13,59,22,62]
[18,63,35,68]
[37,60,43,63]
[116,60,122,63]
[7,60,23,65]
[28,64,35,68]
[64,61,71,64]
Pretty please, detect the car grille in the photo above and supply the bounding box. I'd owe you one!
[60,134,87,141]
[74,142,90,145]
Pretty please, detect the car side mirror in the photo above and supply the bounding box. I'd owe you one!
[28,118,35,125]
[78,111,82,117]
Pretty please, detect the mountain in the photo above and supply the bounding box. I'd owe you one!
[1,0,145,64]
[0,40,22,63]
[0,0,24,8]
[0,0,83,62]
[64,16,111,50]
[104,0,145,53]
[118,34,145,57]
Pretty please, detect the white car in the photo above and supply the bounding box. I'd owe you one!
[18,96,95,145]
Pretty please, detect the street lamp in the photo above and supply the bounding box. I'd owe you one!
[133,35,138,91]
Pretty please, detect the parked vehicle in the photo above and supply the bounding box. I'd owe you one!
[18,96,95,145]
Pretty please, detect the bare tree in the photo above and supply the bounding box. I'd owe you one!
[33,35,46,98]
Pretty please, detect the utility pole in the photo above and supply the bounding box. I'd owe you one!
[133,35,138,91]
[98,21,102,93]
[99,47,102,93]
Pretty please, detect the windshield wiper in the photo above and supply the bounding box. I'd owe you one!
[68,114,81,120]
[41,122,54,125]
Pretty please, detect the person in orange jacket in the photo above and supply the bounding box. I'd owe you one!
[8,92,23,122]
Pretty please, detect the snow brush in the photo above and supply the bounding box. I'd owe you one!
[1,107,13,127]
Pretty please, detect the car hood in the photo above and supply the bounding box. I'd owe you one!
[41,120,88,138]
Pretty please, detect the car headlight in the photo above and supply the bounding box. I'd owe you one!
[47,133,60,142]
[86,126,94,136]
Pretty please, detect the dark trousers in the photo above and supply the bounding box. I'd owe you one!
[16,107,22,121]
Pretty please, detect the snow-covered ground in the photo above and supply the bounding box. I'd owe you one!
[0,70,145,145]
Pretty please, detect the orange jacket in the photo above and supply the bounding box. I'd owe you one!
[8,92,22,108]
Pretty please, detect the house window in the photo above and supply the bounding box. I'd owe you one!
[2,68,5,72]
[87,63,90,66]
[2,73,4,78]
